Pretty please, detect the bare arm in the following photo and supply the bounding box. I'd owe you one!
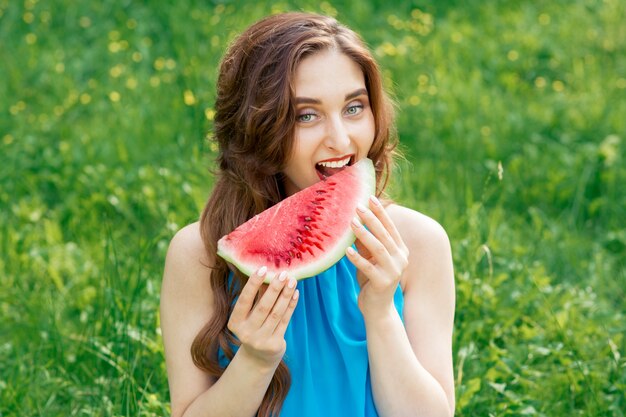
[346,199,455,417]
[160,223,299,417]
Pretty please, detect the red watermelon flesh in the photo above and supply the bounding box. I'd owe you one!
[217,158,375,282]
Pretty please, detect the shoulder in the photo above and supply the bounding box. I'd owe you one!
[384,203,452,267]
[163,222,212,284]
[161,221,214,330]
[385,203,447,239]
[166,221,209,265]
[384,204,456,412]
[384,204,453,291]
[160,222,217,413]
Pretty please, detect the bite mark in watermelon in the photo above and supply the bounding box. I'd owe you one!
[217,158,376,282]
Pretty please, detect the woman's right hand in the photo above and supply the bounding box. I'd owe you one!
[227,267,299,369]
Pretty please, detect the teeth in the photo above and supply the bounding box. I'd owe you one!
[317,157,350,168]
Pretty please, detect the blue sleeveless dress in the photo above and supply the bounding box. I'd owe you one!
[220,255,405,417]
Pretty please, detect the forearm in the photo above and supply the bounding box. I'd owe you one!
[181,347,277,417]
[365,307,452,417]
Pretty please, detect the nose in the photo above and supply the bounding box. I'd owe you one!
[324,115,351,151]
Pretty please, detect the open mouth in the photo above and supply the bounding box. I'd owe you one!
[315,155,354,180]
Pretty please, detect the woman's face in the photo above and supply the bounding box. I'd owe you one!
[282,49,375,196]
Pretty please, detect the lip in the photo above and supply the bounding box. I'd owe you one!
[315,154,355,181]
[316,154,355,164]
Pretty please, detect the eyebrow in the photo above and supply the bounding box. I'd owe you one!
[295,88,368,105]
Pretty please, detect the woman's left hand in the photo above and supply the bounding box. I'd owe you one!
[346,195,410,318]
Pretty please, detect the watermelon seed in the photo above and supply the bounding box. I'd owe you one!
[296,252,302,259]
[304,225,311,231]
[313,242,323,250]
[304,216,312,222]
[297,237,303,244]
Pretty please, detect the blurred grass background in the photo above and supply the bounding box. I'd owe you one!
[1,0,624,415]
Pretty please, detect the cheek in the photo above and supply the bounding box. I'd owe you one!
[294,126,322,144]
[286,132,316,172]
[293,127,324,158]
[357,113,376,148]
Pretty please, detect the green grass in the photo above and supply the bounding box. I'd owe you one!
[1,0,624,415]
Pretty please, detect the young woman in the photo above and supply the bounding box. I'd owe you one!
[160,12,455,417]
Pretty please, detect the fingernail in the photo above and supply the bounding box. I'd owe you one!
[369,195,381,206]
[356,203,367,213]
[293,289,299,300]
[278,271,287,281]
[346,246,356,256]
[352,216,361,228]
[258,266,267,277]
[287,278,296,288]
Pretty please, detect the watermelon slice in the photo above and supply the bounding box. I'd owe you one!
[217,158,375,282]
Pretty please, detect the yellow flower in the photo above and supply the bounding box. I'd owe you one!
[109,91,121,102]
[184,90,196,106]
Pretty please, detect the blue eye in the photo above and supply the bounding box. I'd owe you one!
[346,104,363,116]
[297,112,316,122]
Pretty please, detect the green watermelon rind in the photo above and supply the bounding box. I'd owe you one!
[217,158,376,283]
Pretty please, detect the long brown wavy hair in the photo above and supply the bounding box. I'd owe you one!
[192,12,398,417]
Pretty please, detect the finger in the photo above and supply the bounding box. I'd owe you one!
[356,203,397,255]
[350,246,369,288]
[260,277,298,334]
[257,284,269,300]
[353,237,372,261]
[368,195,405,248]
[230,266,268,323]
[346,245,378,281]
[273,288,300,336]
[355,272,368,289]
[351,216,394,270]
[248,271,289,328]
